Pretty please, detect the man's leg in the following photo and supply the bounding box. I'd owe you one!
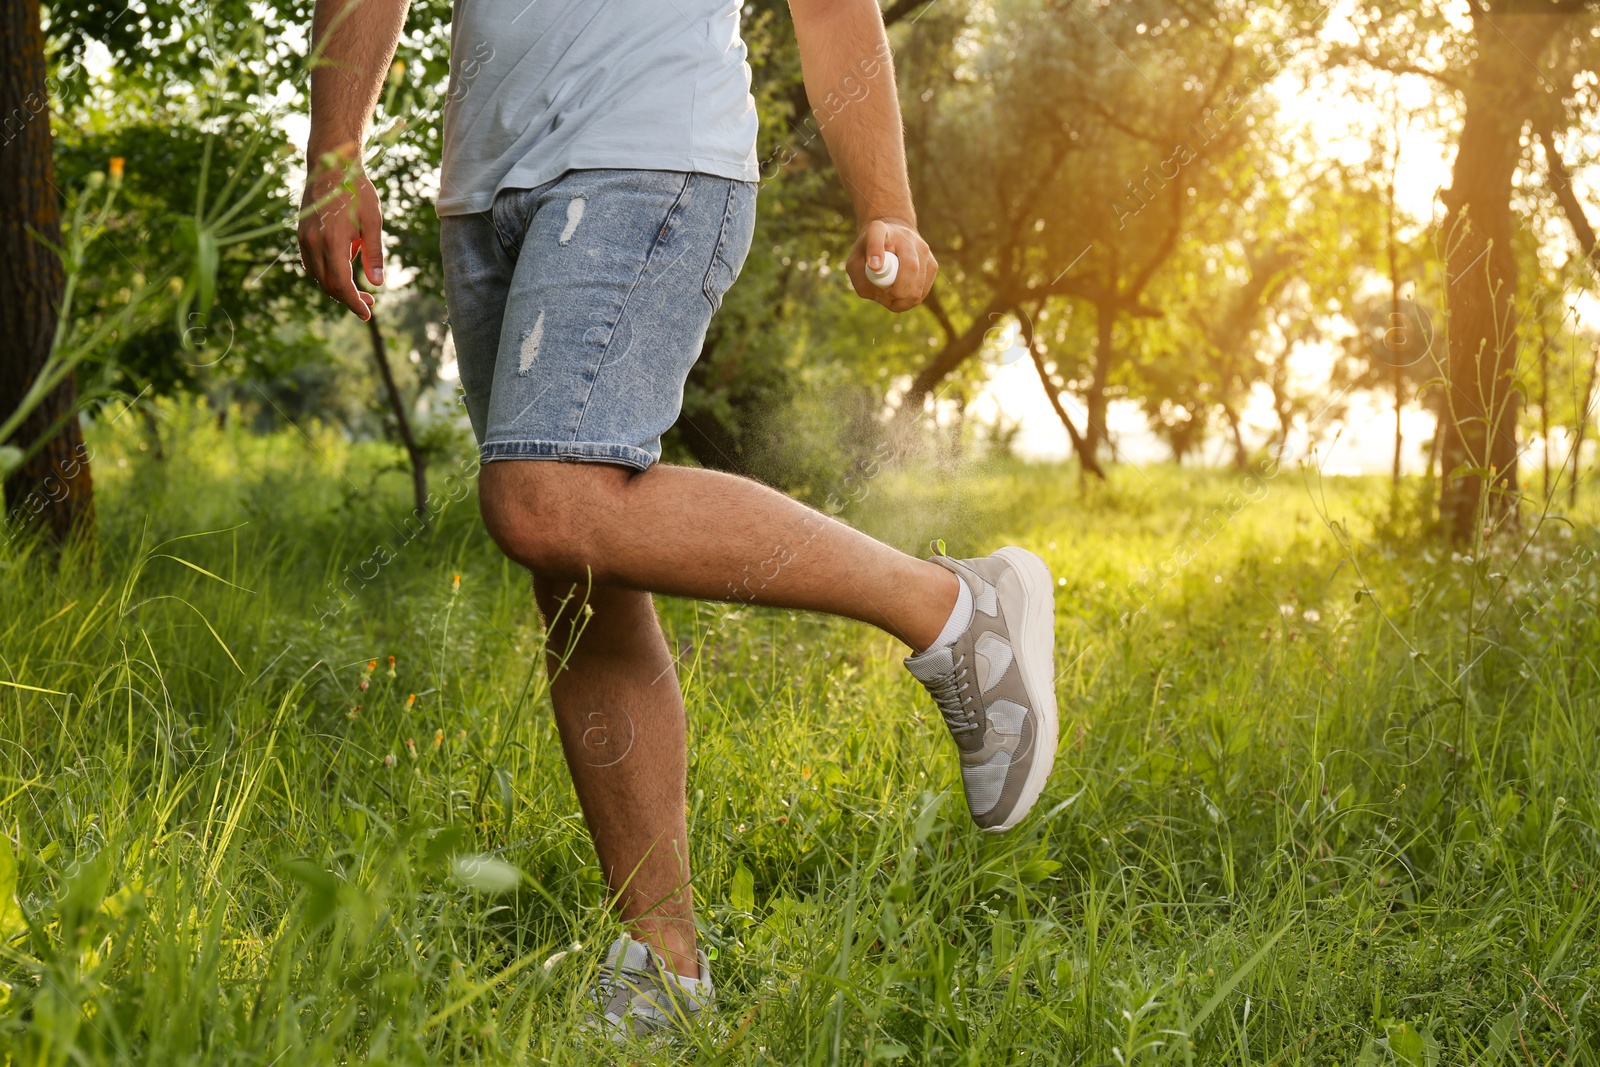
[533,577,700,978]
[486,459,961,979]
[482,460,959,650]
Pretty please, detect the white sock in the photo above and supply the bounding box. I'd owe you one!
[924,575,973,652]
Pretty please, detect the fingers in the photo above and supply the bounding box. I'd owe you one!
[357,185,385,288]
[849,221,937,313]
[864,219,889,275]
[849,220,897,303]
[297,181,382,321]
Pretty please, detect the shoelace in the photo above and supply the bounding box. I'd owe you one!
[595,948,654,1010]
[926,654,981,737]
[596,950,701,1022]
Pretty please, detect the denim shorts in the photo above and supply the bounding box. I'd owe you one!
[440,169,757,469]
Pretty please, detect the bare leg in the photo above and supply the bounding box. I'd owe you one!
[480,461,959,650]
[534,578,700,977]
[483,460,960,978]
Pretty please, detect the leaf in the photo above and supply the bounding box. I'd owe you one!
[285,859,341,928]
[422,826,466,871]
[0,679,68,696]
[731,864,755,914]
[1386,1020,1429,1067]
[0,835,25,941]
[450,854,522,895]
[1353,1037,1384,1067]
[1485,1010,1517,1062]
[1188,920,1294,1028]
[869,1041,909,1061]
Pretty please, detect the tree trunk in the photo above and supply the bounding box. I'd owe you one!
[1084,298,1115,467]
[893,296,1009,422]
[366,310,428,518]
[1572,344,1599,509]
[0,0,93,545]
[1020,309,1105,480]
[1539,322,1551,501]
[1436,9,1569,542]
[1220,402,1249,472]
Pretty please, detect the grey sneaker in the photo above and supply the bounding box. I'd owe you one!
[584,934,713,1042]
[905,545,1059,833]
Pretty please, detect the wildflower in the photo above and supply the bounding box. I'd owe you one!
[383,753,395,767]
[433,728,444,748]
[358,678,369,692]
[366,659,378,673]
[452,573,461,593]
[406,737,417,759]
[387,655,396,678]
[406,693,417,709]
[1302,609,1321,623]
[108,157,124,183]
[349,705,361,720]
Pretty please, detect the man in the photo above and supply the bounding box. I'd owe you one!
[298,0,1058,1039]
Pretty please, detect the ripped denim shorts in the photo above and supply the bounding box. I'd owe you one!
[440,168,757,470]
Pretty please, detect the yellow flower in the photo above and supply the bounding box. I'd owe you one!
[452,573,461,593]
[108,157,125,182]
[406,693,416,709]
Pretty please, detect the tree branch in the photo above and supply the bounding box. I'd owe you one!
[1535,119,1600,269]
[1017,303,1105,478]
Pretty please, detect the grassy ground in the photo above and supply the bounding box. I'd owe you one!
[3,397,1600,1065]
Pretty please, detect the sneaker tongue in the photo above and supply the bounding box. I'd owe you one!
[904,645,955,683]
[604,936,655,974]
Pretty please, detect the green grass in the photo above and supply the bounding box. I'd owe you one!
[3,396,1600,1065]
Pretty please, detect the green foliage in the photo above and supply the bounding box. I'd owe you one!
[3,415,1600,1062]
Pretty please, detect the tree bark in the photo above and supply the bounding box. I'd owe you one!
[366,310,428,519]
[0,0,93,545]
[1019,306,1105,480]
[1220,401,1249,472]
[892,295,1009,422]
[1573,344,1599,509]
[1535,120,1600,269]
[1437,8,1570,542]
[1085,298,1115,466]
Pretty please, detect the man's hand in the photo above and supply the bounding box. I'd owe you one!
[299,0,408,319]
[299,147,384,321]
[847,217,937,313]
[789,0,934,315]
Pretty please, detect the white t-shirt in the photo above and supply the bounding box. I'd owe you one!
[437,0,761,216]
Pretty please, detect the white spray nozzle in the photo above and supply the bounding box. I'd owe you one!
[867,251,899,289]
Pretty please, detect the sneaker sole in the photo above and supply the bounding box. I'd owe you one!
[984,546,1059,834]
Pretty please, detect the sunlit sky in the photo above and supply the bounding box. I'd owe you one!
[83,3,1599,473]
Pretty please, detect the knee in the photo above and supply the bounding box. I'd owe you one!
[479,461,620,579]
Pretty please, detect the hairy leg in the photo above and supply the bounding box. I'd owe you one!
[488,459,960,980]
[534,576,700,977]
[481,460,959,650]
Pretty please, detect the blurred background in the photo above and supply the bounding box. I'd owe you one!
[4,0,1599,538]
